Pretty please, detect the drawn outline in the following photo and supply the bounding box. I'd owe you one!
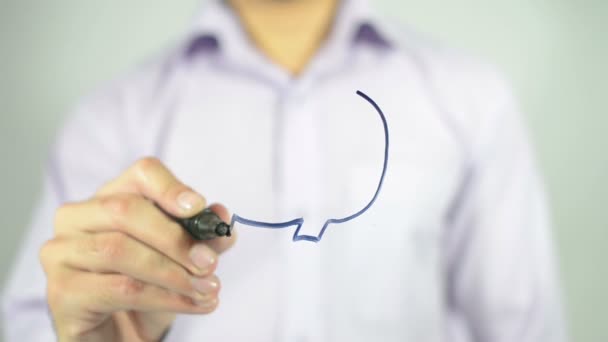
[229,90,389,242]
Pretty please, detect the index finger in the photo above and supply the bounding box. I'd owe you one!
[96,157,206,218]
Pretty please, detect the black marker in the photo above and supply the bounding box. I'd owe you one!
[176,208,232,240]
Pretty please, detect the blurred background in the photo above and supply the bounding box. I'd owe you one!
[0,0,606,341]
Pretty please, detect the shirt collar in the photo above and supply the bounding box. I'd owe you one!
[184,0,394,59]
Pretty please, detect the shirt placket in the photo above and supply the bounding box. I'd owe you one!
[274,83,326,342]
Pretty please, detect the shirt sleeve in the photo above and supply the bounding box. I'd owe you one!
[443,72,567,342]
[1,86,132,341]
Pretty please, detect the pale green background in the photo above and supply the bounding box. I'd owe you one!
[0,1,606,341]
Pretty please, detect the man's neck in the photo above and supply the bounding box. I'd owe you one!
[228,0,339,75]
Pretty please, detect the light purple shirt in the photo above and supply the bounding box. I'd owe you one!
[2,0,565,341]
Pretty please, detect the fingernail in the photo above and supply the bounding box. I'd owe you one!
[189,244,216,270]
[177,191,204,213]
[196,297,218,308]
[191,277,219,295]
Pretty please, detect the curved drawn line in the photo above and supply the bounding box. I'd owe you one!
[229,90,389,242]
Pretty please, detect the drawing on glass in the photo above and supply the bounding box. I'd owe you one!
[228,90,390,243]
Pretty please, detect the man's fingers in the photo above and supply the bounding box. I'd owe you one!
[43,158,234,340]
[52,272,219,315]
[50,232,220,301]
[90,158,235,254]
[54,195,218,276]
[97,157,206,218]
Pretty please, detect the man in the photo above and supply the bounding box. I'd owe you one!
[2,0,565,341]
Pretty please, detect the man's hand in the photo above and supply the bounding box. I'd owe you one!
[40,157,236,342]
